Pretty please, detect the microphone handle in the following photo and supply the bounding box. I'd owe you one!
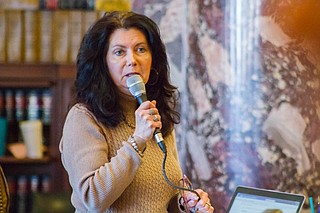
[136,94,167,154]
[154,128,167,153]
[136,94,147,105]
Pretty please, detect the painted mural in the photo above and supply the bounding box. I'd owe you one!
[132,0,320,212]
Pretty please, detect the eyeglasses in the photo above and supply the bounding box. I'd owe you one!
[178,175,198,213]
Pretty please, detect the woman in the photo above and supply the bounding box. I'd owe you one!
[59,11,214,212]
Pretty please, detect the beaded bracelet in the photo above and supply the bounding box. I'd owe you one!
[128,135,145,157]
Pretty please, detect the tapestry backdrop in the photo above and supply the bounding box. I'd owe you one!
[132,0,320,212]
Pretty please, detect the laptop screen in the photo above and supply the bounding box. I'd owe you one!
[226,186,305,213]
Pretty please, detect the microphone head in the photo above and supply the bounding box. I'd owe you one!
[126,74,146,98]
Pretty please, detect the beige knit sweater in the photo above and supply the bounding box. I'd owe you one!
[59,101,183,212]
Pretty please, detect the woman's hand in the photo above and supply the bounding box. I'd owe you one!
[182,189,214,213]
[133,100,161,147]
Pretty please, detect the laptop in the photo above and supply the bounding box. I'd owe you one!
[226,186,305,213]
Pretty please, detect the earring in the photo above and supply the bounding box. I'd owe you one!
[147,68,159,86]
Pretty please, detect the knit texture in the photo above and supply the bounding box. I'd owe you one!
[59,101,183,212]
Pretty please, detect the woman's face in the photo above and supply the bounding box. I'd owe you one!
[106,28,152,96]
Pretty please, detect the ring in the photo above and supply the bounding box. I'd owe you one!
[153,115,159,122]
[149,109,155,115]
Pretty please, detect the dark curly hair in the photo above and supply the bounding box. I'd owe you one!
[75,11,180,137]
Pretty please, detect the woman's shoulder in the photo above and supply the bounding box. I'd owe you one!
[69,103,91,114]
[66,103,97,121]
[63,103,106,136]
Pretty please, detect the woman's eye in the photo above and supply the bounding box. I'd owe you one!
[137,47,146,53]
[115,50,124,56]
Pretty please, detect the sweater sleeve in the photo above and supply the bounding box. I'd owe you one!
[59,105,141,211]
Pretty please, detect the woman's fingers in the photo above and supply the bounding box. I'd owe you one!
[187,189,214,213]
[134,100,161,141]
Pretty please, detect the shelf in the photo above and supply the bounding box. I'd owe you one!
[0,156,50,164]
[0,63,76,88]
[0,156,52,176]
[0,63,76,190]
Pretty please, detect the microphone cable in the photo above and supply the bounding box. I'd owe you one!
[161,149,201,201]
[126,74,201,203]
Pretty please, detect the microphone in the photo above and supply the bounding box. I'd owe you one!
[126,74,167,154]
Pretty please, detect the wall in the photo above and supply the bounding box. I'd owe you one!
[133,0,320,212]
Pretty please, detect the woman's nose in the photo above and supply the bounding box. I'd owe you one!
[126,52,137,67]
